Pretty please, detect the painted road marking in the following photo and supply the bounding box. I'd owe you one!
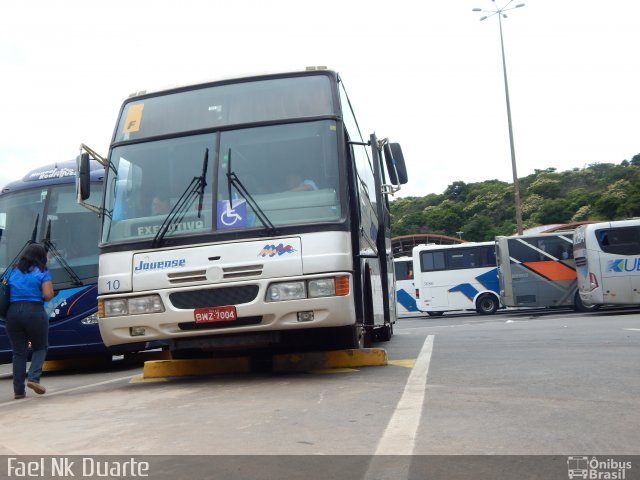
[375,334,434,455]
[365,335,434,479]
[388,359,416,368]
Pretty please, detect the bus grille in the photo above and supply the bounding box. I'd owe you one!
[169,285,260,309]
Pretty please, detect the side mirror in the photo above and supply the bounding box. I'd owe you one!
[76,152,91,201]
[383,143,408,185]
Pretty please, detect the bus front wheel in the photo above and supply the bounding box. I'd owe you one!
[476,294,499,315]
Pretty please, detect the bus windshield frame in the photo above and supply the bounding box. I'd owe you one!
[102,74,345,246]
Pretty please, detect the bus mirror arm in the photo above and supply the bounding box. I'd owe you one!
[76,144,106,216]
[381,183,401,196]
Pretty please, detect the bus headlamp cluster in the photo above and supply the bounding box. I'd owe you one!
[102,295,165,317]
[266,276,349,302]
[80,312,100,325]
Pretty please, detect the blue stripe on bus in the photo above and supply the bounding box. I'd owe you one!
[448,283,478,300]
[397,289,418,312]
[448,268,500,301]
[476,268,500,293]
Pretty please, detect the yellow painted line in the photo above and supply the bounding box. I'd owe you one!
[388,359,416,368]
[142,357,251,379]
[272,348,387,372]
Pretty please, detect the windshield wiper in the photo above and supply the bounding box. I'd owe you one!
[226,148,277,236]
[43,220,82,286]
[152,148,209,248]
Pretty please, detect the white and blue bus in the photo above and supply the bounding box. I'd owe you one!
[394,257,419,317]
[77,68,408,353]
[0,161,160,363]
[574,219,640,307]
[412,242,500,316]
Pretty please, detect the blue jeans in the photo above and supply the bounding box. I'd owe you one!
[5,301,49,395]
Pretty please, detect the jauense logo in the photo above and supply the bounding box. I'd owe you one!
[134,258,186,273]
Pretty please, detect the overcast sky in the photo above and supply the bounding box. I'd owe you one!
[1,0,638,198]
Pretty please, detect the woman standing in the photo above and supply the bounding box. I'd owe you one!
[6,243,54,399]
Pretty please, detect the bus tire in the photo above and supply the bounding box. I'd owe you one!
[573,292,600,312]
[426,311,444,317]
[376,322,393,342]
[476,294,499,315]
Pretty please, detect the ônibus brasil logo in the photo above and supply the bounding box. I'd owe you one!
[567,456,632,479]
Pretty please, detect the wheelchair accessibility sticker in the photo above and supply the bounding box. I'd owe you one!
[217,199,247,229]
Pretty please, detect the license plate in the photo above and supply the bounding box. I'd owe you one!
[194,306,237,324]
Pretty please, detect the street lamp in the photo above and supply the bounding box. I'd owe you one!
[472,1,525,235]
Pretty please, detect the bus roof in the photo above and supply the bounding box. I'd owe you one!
[124,67,338,101]
[577,218,640,231]
[0,160,103,195]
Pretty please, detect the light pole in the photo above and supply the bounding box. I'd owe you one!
[473,0,525,235]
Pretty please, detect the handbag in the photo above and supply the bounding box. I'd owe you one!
[0,278,10,318]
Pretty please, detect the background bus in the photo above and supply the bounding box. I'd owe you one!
[496,232,596,311]
[412,242,500,316]
[394,257,419,317]
[574,219,640,306]
[77,68,407,353]
[0,161,161,363]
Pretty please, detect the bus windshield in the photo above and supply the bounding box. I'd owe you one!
[0,183,101,285]
[103,120,342,244]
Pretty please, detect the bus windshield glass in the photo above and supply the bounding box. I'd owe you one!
[0,183,101,284]
[114,75,335,142]
[103,120,342,243]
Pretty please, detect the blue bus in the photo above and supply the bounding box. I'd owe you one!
[0,161,160,363]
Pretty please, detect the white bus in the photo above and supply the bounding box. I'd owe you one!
[393,257,419,317]
[496,232,596,311]
[412,242,500,316]
[77,68,408,353]
[574,219,640,306]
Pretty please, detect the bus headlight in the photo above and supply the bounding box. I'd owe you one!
[267,282,306,302]
[308,278,335,298]
[102,295,165,317]
[266,276,349,302]
[80,312,100,325]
